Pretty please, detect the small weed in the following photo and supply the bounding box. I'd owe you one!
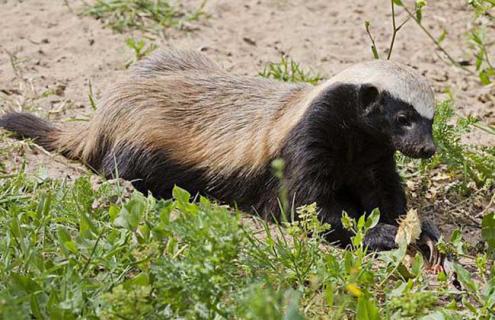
[0,49,74,115]
[259,56,323,85]
[85,0,207,33]
[125,37,158,68]
[87,79,97,110]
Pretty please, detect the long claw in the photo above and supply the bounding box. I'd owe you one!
[419,236,446,274]
[426,238,435,263]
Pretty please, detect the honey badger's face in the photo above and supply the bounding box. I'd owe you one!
[359,84,436,159]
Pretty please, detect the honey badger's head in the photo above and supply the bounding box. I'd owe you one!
[331,60,436,159]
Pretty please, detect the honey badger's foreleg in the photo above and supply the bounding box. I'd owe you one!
[355,156,405,250]
[350,156,440,251]
[292,153,440,251]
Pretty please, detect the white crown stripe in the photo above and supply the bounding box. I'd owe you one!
[326,61,435,119]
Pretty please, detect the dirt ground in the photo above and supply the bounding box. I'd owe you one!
[0,0,493,245]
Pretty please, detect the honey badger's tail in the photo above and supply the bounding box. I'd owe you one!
[0,112,87,160]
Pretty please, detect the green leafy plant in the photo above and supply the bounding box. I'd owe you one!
[85,0,206,33]
[259,56,323,85]
[365,0,495,84]
[415,99,495,188]
[469,0,495,84]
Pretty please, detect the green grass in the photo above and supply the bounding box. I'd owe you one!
[259,56,323,85]
[84,0,206,33]
[0,167,494,319]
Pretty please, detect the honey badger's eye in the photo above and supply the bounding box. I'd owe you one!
[397,114,411,127]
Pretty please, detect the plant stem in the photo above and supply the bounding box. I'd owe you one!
[387,0,397,60]
[482,41,495,69]
[387,0,410,60]
[365,21,380,59]
[401,5,476,75]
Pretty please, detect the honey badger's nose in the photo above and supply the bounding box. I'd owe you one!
[420,143,436,158]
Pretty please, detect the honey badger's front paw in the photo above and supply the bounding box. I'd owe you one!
[364,223,398,251]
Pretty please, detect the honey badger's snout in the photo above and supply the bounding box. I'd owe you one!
[396,119,437,159]
[419,138,436,158]
[393,129,437,159]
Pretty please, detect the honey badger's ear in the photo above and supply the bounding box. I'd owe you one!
[359,83,380,108]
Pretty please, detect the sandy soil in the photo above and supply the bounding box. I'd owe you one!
[0,0,493,245]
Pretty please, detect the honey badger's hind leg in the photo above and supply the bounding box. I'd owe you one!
[100,143,209,199]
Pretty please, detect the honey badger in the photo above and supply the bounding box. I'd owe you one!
[0,50,440,251]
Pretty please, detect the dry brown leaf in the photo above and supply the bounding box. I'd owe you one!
[395,208,422,245]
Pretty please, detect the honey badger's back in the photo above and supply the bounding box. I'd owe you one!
[0,50,310,203]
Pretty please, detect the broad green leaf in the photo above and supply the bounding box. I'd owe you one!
[123,272,150,289]
[10,273,41,293]
[356,296,380,320]
[480,70,491,85]
[159,200,174,225]
[421,311,447,320]
[324,283,335,307]
[482,212,495,249]
[358,215,366,230]
[108,204,120,222]
[365,209,380,230]
[173,185,191,204]
[284,292,304,320]
[454,263,478,292]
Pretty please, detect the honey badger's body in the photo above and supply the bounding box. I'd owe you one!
[0,50,440,250]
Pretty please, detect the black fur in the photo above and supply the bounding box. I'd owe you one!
[98,142,278,215]
[0,112,57,150]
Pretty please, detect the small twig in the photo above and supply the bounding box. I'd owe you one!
[88,79,97,111]
[365,21,380,59]
[476,192,495,218]
[397,16,411,30]
[3,48,22,78]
